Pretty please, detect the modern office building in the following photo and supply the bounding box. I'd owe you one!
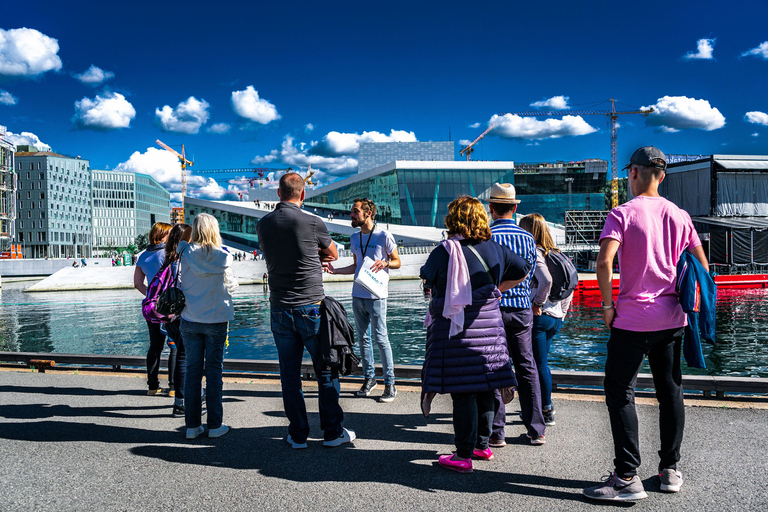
[14,151,92,259]
[171,207,184,224]
[357,141,455,173]
[91,169,170,253]
[0,125,14,253]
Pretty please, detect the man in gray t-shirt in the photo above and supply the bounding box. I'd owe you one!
[256,172,355,448]
[326,198,401,402]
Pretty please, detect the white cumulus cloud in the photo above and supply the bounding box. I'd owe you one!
[74,64,115,85]
[0,28,62,78]
[684,38,715,60]
[468,122,481,129]
[155,96,210,134]
[752,133,760,137]
[489,113,597,139]
[742,41,768,59]
[305,123,314,132]
[641,96,725,132]
[231,85,280,124]
[745,111,768,126]
[0,90,18,105]
[207,122,231,134]
[73,92,135,130]
[4,130,51,151]
[252,135,358,184]
[309,129,417,157]
[530,95,570,109]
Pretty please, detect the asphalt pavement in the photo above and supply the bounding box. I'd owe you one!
[0,369,766,511]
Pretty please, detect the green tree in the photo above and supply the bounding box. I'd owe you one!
[135,233,149,252]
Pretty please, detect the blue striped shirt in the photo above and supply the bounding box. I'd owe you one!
[491,218,537,309]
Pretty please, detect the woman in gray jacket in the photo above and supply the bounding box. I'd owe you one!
[178,213,238,440]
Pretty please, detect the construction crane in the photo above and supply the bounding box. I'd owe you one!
[460,123,497,161]
[304,163,316,187]
[500,99,654,207]
[156,140,193,199]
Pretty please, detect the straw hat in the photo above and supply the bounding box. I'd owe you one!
[488,183,521,204]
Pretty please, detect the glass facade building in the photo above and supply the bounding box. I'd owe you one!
[357,141,455,174]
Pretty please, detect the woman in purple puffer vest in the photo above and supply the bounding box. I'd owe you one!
[420,196,531,474]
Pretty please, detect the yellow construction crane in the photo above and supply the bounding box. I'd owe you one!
[460,123,498,161]
[304,163,316,187]
[500,99,654,207]
[156,139,193,199]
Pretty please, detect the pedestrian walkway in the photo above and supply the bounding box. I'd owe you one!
[0,370,766,511]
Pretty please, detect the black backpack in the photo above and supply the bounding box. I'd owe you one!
[545,250,578,301]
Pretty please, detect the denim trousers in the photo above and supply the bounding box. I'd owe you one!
[492,307,546,439]
[145,320,166,390]
[531,313,563,411]
[165,319,186,399]
[451,390,495,459]
[605,327,685,479]
[271,304,344,443]
[181,319,227,430]
[352,297,395,384]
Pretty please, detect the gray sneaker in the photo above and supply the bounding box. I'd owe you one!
[659,468,683,492]
[583,472,648,501]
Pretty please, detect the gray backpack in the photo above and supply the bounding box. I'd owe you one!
[545,250,578,301]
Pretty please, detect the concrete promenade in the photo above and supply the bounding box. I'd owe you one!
[1,369,766,511]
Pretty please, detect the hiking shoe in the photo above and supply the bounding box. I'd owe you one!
[172,404,185,418]
[489,437,506,448]
[438,454,473,473]
[583,472,648,501]
[147,388,163,396]
[323,428,356,447]
[186,426,205,440]
[472,448,494,460]
[659,469,683,492]
[356,378,377,397]
[378,384,397,403]
[286,435,308,449]
[208,425,229,438]
[527,434,546,445]
[543,409,556,426]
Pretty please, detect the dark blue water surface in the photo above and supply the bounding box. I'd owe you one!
[1,280,767,377]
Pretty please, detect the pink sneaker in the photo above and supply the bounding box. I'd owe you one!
[438,454,473,473]
[472,448,494,460]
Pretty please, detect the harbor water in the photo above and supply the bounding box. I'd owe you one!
[1,279,767,378]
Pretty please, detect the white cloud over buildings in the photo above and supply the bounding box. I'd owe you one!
[231,85,280,124]
[5,130,50,151]
[641,95,725,132]
[155,96,210,134]
[0,28,62,78]
[73,92,136,130]
[309,129,417,157]
[530,95,571,109]
[683,38,715,60]
[489,113,597,139]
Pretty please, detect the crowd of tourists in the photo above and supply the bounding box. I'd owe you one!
[134,146,711,502]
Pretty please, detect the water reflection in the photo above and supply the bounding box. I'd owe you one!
[1,280,767,378]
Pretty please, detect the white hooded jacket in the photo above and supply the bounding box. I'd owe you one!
[177,241,238,323]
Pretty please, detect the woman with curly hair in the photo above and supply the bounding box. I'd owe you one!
[420,196,531,473]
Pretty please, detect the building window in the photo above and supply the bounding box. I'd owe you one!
[19,221,23,228]
[27,191,30,199]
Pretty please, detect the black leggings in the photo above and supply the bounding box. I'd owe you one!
[146,321,166,390]
[450,390,495,459]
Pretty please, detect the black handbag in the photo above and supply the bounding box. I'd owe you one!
[156,248,186,317]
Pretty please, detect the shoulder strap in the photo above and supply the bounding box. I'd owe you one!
[465,244,494,285]
[173,246,187,285]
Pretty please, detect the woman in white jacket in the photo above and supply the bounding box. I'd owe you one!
[519,213,572,427]
[178,213,238,440]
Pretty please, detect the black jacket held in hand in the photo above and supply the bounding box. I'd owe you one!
[320,296,361,376]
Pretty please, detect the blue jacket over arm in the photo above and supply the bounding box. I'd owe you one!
[675,251,717,369]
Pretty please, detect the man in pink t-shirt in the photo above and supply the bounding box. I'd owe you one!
[584,146,709,502]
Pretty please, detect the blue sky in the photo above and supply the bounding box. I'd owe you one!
[2,0,768,203]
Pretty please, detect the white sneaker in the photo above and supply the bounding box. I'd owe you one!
[208,425,229,438]
[323,428,356,447]
[186,425,204,439]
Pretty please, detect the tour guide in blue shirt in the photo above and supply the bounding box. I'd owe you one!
[487,183,547,445]
[256,172,356,449]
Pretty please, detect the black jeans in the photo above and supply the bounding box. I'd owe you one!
[146,321,166,390]
[450,390,495,459]
[605,327,685,479]
[166,320,186,399]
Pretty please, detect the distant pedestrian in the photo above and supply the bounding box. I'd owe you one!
[177,214,238,440]
[420,196,529,474]
[81,257,87,267]
[583,146,709,501]
[257,172,355,448]
[134,222,172,395]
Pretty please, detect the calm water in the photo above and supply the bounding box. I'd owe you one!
[1,280,767,378]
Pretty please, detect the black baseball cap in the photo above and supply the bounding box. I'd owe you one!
[622,146,667,171]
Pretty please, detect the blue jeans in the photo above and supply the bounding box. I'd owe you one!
[271,304,344,443]
[352,297,395,385]
[181,319,227,430]
[531,313,563,411]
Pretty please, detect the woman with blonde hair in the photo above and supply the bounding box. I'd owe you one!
[519,213,573,426]
[420,196,530,473]
[177,213,238,439]
[134,221,172,395]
